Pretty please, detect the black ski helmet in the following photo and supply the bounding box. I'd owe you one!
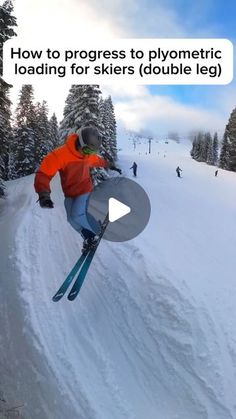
[77,126,102,151]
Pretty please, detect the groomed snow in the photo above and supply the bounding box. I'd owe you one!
[0,137,236,419]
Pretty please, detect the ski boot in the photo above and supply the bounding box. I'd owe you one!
[82,236,99,254]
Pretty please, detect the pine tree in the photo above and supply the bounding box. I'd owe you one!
[190,136,199,159]
[14,85,37,176]
[60,85,102,142]
[197,132,209,162]
[206,133,214,165]
[59,85,84,141]
[0,0,17,193]
[7,148,17,180]
[78,85,101,127]
[191,132,206,162]
[227,108,236,171]
[98,97,107,152]
[190,136,196,158]
[0,0,17,74]
[195,133,204,161]
[34,100,51,165]
[105,96,117,160]
[49,113,60,148]
[0,78,13,181]
[219,129,230,169]
[0,156,5,197]
[219,109,236,171]
[99,96,118,161]
[212,132,219,166]
[99,97,112,157]
[194,132,204,161]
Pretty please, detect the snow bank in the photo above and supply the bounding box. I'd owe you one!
[0,137,236,419]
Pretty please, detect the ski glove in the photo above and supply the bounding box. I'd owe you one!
[38,192,54,208]
[110,166,122,175]
[110,167,122,175]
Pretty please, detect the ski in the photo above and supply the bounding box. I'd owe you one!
[67,214,109,301]
[52,250,89,302]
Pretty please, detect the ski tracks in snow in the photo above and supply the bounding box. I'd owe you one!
[90,241,235,419]
[1,159,236,419]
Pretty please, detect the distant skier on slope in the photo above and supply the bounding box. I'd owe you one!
[176,166,182,178]
[215,170,218,177]
[34,126,121,252]
[130,162,137,177]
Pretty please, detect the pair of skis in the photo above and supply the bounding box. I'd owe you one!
[52,214,109,302]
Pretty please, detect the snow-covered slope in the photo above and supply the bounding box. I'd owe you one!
[1,138,236,419]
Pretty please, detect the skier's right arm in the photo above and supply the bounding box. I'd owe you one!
[34,151,62,208]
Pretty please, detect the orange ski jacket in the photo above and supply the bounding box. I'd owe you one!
[34,133,109,197]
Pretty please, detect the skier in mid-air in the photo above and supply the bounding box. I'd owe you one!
[176,166,182,178]
[34,126,121,252]
[130,161,137,177]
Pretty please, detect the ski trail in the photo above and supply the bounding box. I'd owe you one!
[1,139,236,419]
[11,177,133,419]
[92,242,234,418]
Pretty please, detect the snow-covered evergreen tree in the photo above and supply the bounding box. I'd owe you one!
[206,133,214,165]
[195,133,205,162]
[59,85,84,142]
[104,96,117,161]
[14,85,36,176]
[0,78,13,182]
[0,0,17,192]
[34,100,52,166]
[98,97,105,129]
[226,108,236,171]
[99,96,118,161]
[15,85,36,128]
[0,155,5,197]
[0,0,17,74]
[77,85,101,127]
[7,148,17,180]
[191,131,219,167]
[190,136,197,158]
[98,97,108,152]
[195,134,203,161]
[60,85,102,142]
[213,132,219,166]
[219,129,230,170]
[49,113,60,149]
[197,132,210,162]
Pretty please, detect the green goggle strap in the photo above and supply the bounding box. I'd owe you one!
[82,146,96,155]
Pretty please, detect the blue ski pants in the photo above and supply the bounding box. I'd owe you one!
[64,193,101,239]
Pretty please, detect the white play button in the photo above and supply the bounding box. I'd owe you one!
[88,177,151,242]
[108,197,131,222]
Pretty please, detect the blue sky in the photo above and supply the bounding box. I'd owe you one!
[9,0,236,136]
[146,0,236,112]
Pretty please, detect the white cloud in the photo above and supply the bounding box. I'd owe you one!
[14,0,124,41]
[9,0,233,133]
[10,0,125,120]
[114,90,226,135]
[81,0,186,38]
[102,85,149,100]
